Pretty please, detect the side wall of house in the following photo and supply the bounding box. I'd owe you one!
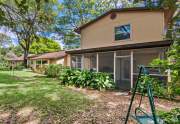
[81,11,165,49]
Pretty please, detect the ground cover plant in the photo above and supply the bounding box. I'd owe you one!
[158,108,180,124]
[45,64,62,77]
[58,68,115,90]
[45,65,115,90]
[0,70,91,123]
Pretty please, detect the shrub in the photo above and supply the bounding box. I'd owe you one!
[0,66,10,71]
[174,87,180,95]
[150,58,180,99]
[137,75,172,98]
[58,68,115,90]
[45,64,62,78]
[45,65,115,90]
[93,72,114,90]
[14,65,25,70]
[158,108,180,124]
[0,63,10,71]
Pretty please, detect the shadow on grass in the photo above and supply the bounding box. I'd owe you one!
[0,71,92,123]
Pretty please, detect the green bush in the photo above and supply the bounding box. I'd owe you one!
[45,65,115,90]
[0,66,10,71]
[45,64,62,78]
[0,63,10,71]
[150,58,180,99]
[174,87,180,95]
[14,65,25,70]
[158,108,180,124]
[137,75,173,98]
[93,72,114,90]
[58,68,115,90]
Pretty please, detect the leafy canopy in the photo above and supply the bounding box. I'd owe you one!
[30,37,61,54]
[0,0,57,66]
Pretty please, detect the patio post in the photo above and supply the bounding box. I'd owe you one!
[41,59,43,68]
[96,53,99,72]
[69,55,72,69]
[130,50,133,89]
[114,51,116,82]
[82,54,84,70]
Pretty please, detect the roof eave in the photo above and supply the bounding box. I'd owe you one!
[66,40,172,54]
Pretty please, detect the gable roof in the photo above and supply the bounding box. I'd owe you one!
[31,51,66,60]
[6,51,19,61]
[6,54,37,61]
[75,7,165,33]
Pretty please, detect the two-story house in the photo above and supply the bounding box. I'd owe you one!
[66,7,173,91]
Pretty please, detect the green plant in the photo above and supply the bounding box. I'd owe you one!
[93,72,114,90]
[14,65,25,70]
[158,108,180,124]
[0,66,10,71]
[45,64,62,78]
[0,63,10,71]
[137,75,172,98]
[58,68,115,90]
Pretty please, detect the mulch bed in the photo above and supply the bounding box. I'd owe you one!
[70,87,180,124]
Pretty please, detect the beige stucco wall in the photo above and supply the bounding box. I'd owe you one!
[56,58,64,65]
[66,54,71,67]
[81,11,165,49]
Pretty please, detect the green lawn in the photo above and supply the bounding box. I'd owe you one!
[0,70,91,123]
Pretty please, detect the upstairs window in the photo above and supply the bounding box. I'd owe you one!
[115,24,131,41]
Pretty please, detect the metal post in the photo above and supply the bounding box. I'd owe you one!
[125,67,143,124]
[147,84,158,124]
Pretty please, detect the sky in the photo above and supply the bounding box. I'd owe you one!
[0,26,18,45]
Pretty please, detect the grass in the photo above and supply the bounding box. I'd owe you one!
[0,70,91,123]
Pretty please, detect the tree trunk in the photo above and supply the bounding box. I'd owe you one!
[23,50,29,68]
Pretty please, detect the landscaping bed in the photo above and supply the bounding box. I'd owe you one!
[70,87,180,124]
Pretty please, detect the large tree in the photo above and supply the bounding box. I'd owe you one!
[0,0,57,67]
[0,33,12,62]
[30,37,61,54]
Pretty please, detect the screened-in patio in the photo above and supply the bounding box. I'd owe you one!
[70,47,168,91]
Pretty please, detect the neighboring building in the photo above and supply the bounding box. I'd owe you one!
[66,7,174,91]
[6,53,37,67]
[6,52,23,66]
[29,51,67,71]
